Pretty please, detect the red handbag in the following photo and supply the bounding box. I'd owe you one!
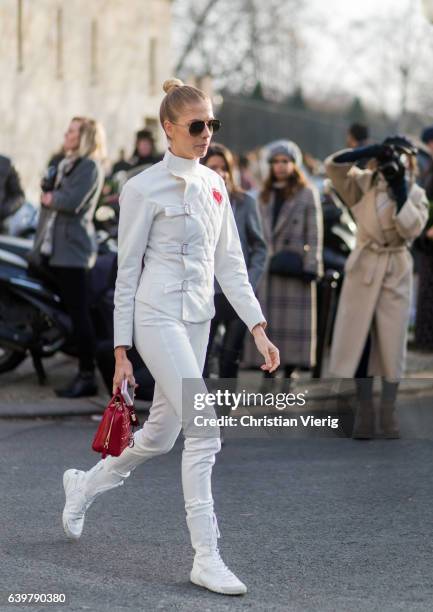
[92,388,139,458]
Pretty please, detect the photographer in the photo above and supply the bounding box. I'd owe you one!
[30,117,105,398]
[325,137,428,439]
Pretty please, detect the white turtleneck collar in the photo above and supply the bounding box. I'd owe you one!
[163,148,201,177]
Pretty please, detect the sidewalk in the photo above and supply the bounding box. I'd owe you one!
[0,353,151,418]
[0,348,432,418]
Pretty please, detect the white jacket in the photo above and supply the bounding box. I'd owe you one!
[114,149,266,348]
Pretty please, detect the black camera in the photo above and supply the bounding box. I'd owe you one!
[377,146,403,181]
[377,136,417,181]
[40,165,57,192]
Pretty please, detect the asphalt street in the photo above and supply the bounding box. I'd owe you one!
[1,393,433,612]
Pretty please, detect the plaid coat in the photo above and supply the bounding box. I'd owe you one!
[243,185,323,368]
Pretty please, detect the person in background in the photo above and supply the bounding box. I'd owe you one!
[346,123,370,149]
[110,147,130,175]
[238,153,258,194]
[127,129,162,173]
[0,154,25,230]
[30,117,106,397]
[250,142,323,391]
[47,147,66,169]
[202,143,267,385]
[110,130,162,178]
[303,151,325,193]
[418,126,433,200]
[110,130,162,192]
[325,136,428,439]
[414,126,433,350]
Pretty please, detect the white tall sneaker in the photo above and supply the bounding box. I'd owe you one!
[187,513,247,595]
[62,469,91,540]
[62,461,126,540]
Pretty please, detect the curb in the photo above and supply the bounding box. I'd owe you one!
[0,397,152,419]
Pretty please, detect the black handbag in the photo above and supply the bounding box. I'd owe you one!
[268,250,304,278]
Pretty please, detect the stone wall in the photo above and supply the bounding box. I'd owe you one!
[0,0,172,199]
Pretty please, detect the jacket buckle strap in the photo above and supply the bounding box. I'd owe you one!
[163,280,190,294]
[160,243,208,257]
[160,243,189,255]
[163,203,195,217]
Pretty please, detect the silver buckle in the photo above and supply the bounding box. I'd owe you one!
[184,203,191,215]
[181,243,189,255]
[181,280,189,291]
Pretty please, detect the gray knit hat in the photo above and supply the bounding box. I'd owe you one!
[267,140,302,167]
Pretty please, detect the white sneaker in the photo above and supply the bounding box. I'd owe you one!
[62,462,126,540]
[62,469,90,540]
[187,513,247,595]
[191,551,247,595]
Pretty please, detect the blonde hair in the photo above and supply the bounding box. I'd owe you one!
[159,78,210,128]
[72,116,107,161]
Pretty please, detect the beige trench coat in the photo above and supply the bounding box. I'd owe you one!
[325,151,428,380]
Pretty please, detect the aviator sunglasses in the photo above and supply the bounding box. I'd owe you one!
[172,118,222,136]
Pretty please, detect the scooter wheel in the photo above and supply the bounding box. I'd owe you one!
[0,347,26,374]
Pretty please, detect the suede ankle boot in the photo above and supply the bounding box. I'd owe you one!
[352,378,375,439]
[378,380,400,439]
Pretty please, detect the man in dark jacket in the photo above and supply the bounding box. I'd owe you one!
[346,123,369,149]
[111,129,162,178]
[0,155,25,227]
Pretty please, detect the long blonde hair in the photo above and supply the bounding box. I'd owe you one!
[72,116,107,161]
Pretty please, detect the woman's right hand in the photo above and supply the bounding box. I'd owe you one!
[113,347,135,394]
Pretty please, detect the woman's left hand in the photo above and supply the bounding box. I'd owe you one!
[41,192,54,207]
[252,324,280,373]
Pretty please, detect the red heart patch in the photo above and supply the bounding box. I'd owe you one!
[212,188,223,205]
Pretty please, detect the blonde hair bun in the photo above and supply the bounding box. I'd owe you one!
[162,78,184,94]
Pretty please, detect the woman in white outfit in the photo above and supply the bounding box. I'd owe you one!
[62,78,280,596]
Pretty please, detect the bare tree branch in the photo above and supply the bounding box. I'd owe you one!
[175,0,221,73]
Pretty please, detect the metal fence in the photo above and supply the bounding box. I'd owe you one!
[216,94,396,159]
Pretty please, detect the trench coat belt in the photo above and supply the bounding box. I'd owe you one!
[359,241,408,285]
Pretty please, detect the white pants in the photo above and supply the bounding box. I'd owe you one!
[92,301,221,520]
